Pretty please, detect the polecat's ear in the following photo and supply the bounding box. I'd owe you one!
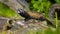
[17,8,24,13]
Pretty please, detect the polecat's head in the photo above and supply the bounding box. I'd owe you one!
[17,9,25,14]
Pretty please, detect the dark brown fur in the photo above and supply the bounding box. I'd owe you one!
[17,9,45,21]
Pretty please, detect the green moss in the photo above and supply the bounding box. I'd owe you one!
[0,2,23,19]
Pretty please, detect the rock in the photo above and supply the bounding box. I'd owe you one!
[49,4,60,19]
[0,17,56,34]
[0,17,9,31]
[0,0,30,11]
[9,19,48,34]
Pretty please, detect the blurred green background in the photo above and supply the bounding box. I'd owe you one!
[29,0,60,17]
[0,2,23,19]
[0,0,60,34]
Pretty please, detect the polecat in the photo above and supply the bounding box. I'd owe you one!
[17,9,56,27]
[17,9,45,21]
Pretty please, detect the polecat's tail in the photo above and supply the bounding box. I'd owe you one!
[39,17,56,28]
[45,19,56,28]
